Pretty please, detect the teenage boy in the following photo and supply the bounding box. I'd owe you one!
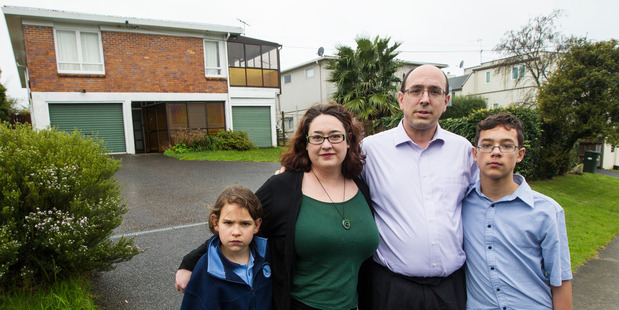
[463,113,573,309]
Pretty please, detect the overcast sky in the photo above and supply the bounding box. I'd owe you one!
[1,0,617,107]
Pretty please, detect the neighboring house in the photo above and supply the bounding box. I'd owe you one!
[278,57,446,137]
[3,6,281,153]
[455,56,618,170]
[460,57,544,109]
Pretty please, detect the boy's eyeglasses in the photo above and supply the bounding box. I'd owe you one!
[477,144,519,153]
[306,134,346,145]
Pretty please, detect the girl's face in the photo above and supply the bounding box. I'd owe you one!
[211,203,261,262]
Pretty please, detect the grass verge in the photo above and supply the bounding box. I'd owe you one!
[530,172,619,272]
[0,274,98,309]
[164,147,286,162]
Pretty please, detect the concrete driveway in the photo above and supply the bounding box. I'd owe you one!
[91,154,280,309]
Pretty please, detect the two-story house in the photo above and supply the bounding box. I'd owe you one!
[278,57,446,137]
[3,6,281,153]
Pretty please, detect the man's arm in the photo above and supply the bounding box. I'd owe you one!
[551,280,572,310]
[175,240,209,293]
[175,269,192,293]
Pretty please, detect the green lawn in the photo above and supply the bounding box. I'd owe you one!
[0,275,98,309]
[530,172,619,272]
[164,147,285,162]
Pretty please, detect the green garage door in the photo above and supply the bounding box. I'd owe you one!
[49,103,126,153]
[232,106,272,148]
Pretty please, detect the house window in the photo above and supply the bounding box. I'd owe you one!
[227,38,280,88]
[485,71,491,83]
[305,67,315,79]
[54,29,104,74]
[283,117,294,131]
[204,40,223,76]
[283,74,292,84]
[512,65,526,79]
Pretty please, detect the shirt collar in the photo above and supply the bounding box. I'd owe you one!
[393,120,446,147]
[467,174,535,208]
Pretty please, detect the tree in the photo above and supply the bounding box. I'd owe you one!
[440,95,487,120]
[537,39,619,177]
[0,69,10,122]
[494,9,576,106]
[328,36,403,134]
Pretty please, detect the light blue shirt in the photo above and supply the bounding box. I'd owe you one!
[463,174,572,310]
[361,122,477,277]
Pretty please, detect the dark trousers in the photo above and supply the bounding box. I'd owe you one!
[370,261,466,310]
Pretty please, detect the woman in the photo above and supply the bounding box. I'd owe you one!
[176,103,379,310]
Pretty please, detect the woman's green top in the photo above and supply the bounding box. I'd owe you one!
[291,191,379,309]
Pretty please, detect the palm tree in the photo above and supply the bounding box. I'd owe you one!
[327,36,403,134]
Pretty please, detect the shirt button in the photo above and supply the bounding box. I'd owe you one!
[432,263,437,267]
[491,205,495,208]
[490,267,495,270]
[487,224,492,228]
[432,242,436,246]
[496,288,500,291]
[488,246,492,249]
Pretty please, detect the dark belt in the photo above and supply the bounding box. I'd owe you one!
[372,260,462,287]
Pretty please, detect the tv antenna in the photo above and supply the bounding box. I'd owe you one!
[237,18,250,35]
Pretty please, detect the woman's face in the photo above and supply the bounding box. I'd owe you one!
[305,114,350,172]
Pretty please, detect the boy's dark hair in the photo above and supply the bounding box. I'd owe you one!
[475,113,525,147]
[208,185,262,235]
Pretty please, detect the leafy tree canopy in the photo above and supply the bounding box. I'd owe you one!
[440,95,487,120]
[327,36,403,133]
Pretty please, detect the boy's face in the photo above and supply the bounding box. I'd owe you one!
[473,126,525,182]
[212,203,261,262]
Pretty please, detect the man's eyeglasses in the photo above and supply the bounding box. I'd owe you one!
[403,86,447,99]
[307,134,346,145]
[477,144,519,153]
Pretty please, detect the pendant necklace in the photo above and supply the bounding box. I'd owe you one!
[312,170,351,230]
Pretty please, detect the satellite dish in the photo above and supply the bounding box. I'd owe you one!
[459,60,464,68]
[317,47,325,57]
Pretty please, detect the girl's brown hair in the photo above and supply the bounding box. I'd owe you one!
[208,185,262,235]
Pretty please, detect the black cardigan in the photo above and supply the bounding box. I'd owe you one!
[179,171,374,310]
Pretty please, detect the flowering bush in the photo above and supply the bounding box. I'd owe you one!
[0,123,141,289]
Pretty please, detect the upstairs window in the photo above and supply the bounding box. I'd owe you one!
[54,29,104,74]
[512,65,526,79]
[485,71,491,83]
[227,37,280,88]
[283,74,292,84]
[305,67,315,79]
[204,40,223,77]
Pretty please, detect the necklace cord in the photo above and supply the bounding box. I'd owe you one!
[311,170,346,219]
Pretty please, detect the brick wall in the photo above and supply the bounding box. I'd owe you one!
[23,25,228,93]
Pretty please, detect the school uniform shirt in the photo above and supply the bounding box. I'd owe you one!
[462,174,572,310]
[361,121,477,277]
[180,235,272,310]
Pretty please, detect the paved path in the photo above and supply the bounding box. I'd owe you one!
[91,154,279,309]
[91,155,617,309]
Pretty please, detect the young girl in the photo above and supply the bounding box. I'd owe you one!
[180,185,272,310]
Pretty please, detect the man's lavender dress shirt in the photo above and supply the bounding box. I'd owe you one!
[361,122,477,277]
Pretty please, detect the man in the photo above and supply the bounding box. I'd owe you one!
[176,65,475,309]
[462,113,572,309]
[361,64,477,309]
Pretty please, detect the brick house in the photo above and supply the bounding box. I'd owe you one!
[3,6,281,153]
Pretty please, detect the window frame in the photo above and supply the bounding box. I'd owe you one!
[53,27,105,75]
[203,39,225,78]
[283,74,292,84]
[305,67,315,79]
[485,71,491,84]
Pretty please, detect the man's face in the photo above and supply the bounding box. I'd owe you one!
[398,65,450,134]
[473,126,526,182]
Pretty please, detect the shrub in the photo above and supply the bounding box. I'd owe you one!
[0,123,141,289]
[216,130,255,151]
[440,107,543,180]
[190,135,220,151]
